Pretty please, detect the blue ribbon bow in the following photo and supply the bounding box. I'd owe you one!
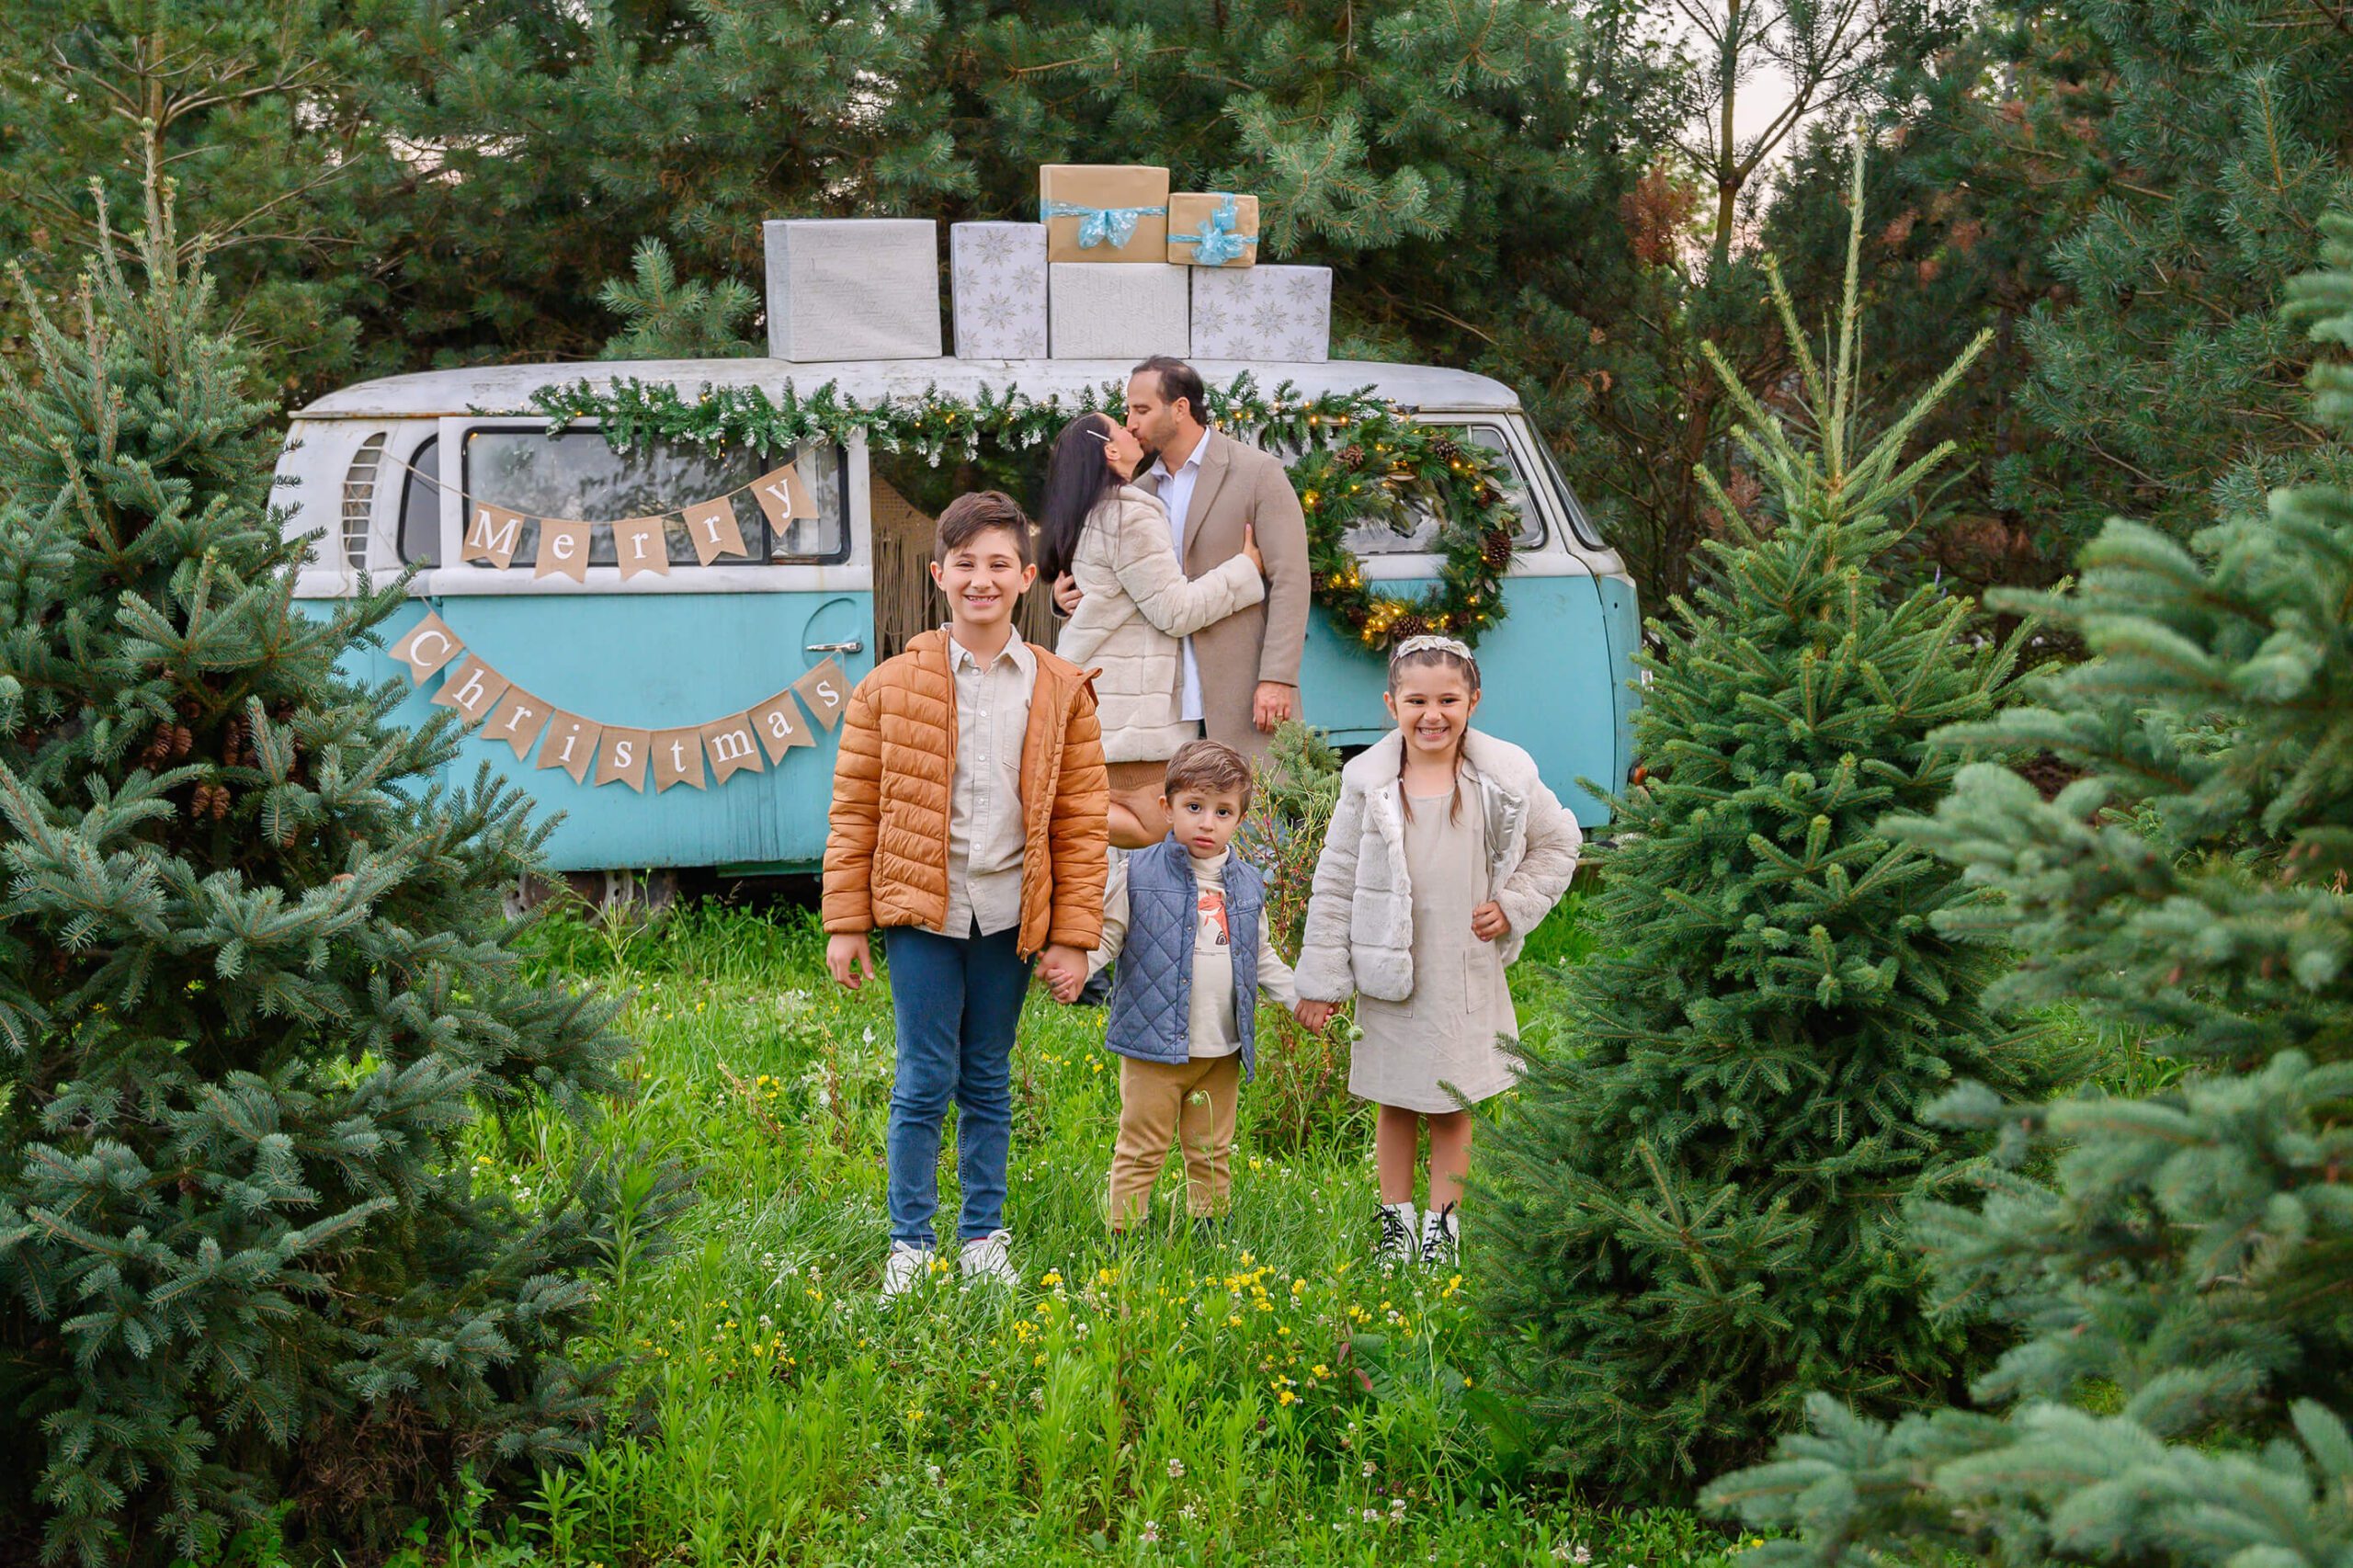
[1041,199,1168,251]
[1169,193,1256,267]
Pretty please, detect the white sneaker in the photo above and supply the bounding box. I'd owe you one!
[880,1241,932,1303]
[1420,1203,1459,1270]
[1376,1201,1419,1270]
[959,1229,1019,1289]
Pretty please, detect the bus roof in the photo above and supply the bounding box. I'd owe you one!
[294,357,1526,420]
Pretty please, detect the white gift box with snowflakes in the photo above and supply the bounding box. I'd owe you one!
[1189,264,1332,363]
[950,222,1050,358]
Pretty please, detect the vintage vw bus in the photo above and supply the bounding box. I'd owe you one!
[278,357,1638,900]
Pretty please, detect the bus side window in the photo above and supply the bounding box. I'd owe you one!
[400,437,442,566]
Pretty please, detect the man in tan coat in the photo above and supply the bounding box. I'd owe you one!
[1055,356,1311,758]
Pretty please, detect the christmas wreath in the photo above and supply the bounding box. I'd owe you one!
[531,371,1517,652]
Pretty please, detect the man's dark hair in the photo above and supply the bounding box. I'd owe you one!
[1132,355,1209,428]
[934,490,1034,564]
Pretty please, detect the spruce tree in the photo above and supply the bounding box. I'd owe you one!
[0,188,679,1565]
[1703,212,2353,1568]
[1474,157,2079,1500]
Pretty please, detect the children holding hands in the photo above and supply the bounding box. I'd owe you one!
[825,498,1574,1294]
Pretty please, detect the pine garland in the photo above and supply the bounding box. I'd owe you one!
[529,370,1518,651]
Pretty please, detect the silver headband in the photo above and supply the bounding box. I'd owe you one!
[1390,633,1476,665]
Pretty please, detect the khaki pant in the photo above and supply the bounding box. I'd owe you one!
[1108,1054,1241,1230]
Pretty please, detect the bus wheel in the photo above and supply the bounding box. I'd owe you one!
[574,869,678,916]
[502,869,677,920]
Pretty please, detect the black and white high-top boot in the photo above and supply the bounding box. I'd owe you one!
[1376,1200,1420,1270]
[1419,1202,1460,1270]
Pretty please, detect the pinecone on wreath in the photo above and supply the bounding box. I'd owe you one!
[1338,443,1367,470]
[1431,435,1462,462]
[1390,612,1428,641]
[1481,530,1513,571]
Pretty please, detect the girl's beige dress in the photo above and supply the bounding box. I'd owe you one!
[1348,790,1521,1112]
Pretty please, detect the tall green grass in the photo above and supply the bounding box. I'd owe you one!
[381,896,1761,1567]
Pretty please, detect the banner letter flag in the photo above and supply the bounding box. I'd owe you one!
[390,611,463,683]
[536,712,603,784]
[429,655,511,725]
[753,461,818,530]
[683,498,749,567]
[794,657,849,729]
[536,517,593,583]
[461,506,528,569]
[748,688,815,763]
[614,517,671,581]
[594,727,651,791]
[484,686,553,761]
[652,727,707,791]
[700,713,766,783]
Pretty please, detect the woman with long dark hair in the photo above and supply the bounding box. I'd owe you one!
[1046,412,1265,847]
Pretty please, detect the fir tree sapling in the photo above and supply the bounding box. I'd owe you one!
[0,186,686,1566]
[1706,211,2353,1568]
[1474,151,2083,1500]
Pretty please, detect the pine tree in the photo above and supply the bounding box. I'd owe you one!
[1870,2,2353,564]
[0,187,683,1565]
[1702,211,2353,1568]
[1473,155,2081,1500]
[597,237,760,359]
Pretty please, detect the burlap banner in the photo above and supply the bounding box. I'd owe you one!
[441,460,817,580]
[393,617,831,793]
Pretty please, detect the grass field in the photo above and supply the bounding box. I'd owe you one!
[425,893,1756,1567]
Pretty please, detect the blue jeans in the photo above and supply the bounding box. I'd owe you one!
[882,923,1031,1247]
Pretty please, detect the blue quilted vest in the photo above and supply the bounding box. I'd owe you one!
[1104,837,1267,1080]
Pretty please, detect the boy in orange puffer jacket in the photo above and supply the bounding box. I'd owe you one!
[822,490,1109,1303]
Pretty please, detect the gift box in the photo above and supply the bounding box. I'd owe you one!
[1189,264,1331,362]
[761,219,942,361]
[1049,262,1191,359]
[949,222,1049,358]
[1039,165,1170,264]
[1166,192,1259,267]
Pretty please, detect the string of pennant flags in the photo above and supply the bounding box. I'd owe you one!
[389,611,849,792]
[427,455,821,579]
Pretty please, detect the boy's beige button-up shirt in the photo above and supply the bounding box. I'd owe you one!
[941,631,1037,938]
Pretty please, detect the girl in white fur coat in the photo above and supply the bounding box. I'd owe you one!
[1295,637,1582,1267]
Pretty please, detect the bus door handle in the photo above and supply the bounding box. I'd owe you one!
[805,639,865,654]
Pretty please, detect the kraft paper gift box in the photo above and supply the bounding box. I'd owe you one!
[950,222,1049,358]
[1165,192,1259,267]
[1048,262,1192,360]
[1189,264,1332,362]
[1039,165,1170,264]
[762,219,942,361]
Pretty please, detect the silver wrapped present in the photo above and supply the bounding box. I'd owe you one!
[1189,264,1331,362]
[950,222,1049,358]
[762,219,942,361]
[1048,262,1191,359]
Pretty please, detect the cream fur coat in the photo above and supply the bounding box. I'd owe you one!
[1295,729,1583,1003]
[1054,485,1266,764]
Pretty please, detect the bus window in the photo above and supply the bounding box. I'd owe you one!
[399,437,442,566]
[454,427,851,568]
[1526,421,1610,552]
[1342,423,1545,556]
